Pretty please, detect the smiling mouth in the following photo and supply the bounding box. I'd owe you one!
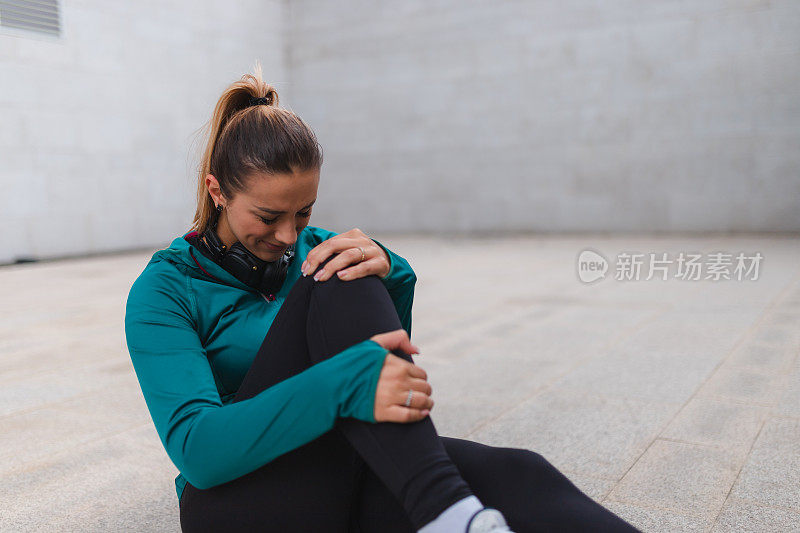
[260,241,285,251]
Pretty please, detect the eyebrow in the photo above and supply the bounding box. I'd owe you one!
[254,199,316,215]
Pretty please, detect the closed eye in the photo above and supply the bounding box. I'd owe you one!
[259,210,312,225]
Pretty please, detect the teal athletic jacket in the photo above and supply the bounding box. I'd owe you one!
[124,225,416,505]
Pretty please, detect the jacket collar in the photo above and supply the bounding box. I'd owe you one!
[146,230,253,292]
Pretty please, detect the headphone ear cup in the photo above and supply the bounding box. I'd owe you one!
[260,246,294,295]
[224,243,265,287]
[202,226,227,258]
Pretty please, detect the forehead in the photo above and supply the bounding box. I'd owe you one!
[243,169,319,206]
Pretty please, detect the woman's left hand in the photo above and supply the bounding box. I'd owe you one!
[300,228,391,282]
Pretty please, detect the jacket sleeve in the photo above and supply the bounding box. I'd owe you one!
[124,269,389,490]
[308,227,417,338]
[370,237,417,338]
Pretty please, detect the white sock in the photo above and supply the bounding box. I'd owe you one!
[417,495,485,533]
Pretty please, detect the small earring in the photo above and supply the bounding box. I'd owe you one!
[216,204,223,212]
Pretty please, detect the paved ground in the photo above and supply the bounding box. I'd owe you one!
[1,233,798,532]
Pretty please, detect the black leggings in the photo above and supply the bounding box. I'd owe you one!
[179,256,641,533]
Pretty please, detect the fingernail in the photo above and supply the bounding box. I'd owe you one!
[313,271,322,281]
[421,410,430,416]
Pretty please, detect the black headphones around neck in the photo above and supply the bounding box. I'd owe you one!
[196,212,295,297]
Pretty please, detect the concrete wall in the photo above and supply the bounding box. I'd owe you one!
[287,0,800,234]
[0,0,286,264]
[1,1,798,263]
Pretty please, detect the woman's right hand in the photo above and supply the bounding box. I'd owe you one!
[369,329,434,423]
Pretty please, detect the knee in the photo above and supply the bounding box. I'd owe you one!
[309,254,384,293]
[300,255,345,290]
[495,447,554,476]
[305,255,337,280]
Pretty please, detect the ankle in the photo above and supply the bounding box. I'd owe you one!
[417,495,484,533]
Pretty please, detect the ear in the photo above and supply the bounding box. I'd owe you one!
[205,174,224,206]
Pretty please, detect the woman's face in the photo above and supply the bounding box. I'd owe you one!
[206,168,320,262]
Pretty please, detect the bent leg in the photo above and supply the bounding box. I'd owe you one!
[182,256,477,531]
[353,459,417,533]
[439,437,642,533]
[305,259,474,529]
[352,437,642,533]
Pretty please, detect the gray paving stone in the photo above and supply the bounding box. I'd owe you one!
[0,358,138,417]
[0,380,151,473]
[561,472,617,501]
[0,372,94,418]
[428,341,577,404]
[426,399,511,440]
[751,323,800,348]
[712,497,800,533]
[726,340,796,375]
[606,439,741,517]
[552,307,760,404]
[553,346,720,405]
[783,286,800,309]
[697,363,786,406]
[486,304,656,359]
[0,424,179,533]
[763,309,800,329]
[660,397,768,450]
[604,501,713,533]
[774,371,800,418]
[468,388,680,478]
[729,417,800,510]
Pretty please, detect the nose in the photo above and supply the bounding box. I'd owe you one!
[273,220,298,247]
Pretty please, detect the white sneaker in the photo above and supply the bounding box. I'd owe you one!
[465,508,515,533]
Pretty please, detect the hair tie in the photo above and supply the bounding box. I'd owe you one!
[248,95,271,107]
